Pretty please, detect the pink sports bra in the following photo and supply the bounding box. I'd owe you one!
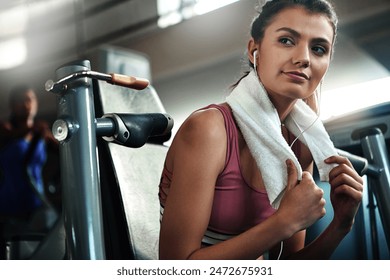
[159,104,299,244]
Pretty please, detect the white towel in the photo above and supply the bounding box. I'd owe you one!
[226,70,337,208]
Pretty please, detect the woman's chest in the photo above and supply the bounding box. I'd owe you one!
[237,127,313,192]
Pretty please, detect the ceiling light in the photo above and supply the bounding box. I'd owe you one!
[0,6,28,36]
[194,0,239,15]
[157,0,239,28]
[0,37,27,70]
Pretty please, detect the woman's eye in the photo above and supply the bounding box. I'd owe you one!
[312,46,327,55]
[279,37,294,45]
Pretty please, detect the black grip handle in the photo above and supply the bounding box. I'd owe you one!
[101,113,174,148]
[336,149,368,176]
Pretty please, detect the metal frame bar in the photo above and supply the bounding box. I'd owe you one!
[48,60,172,259]
[361,128,390,254]
[54,60,105,259]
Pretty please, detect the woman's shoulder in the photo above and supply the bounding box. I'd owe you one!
[188,103,233,130]
[180,104,227,139]
[167,104,228,171]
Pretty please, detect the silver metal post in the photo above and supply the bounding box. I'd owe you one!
[54,60,105,259]
[361,128,390,252]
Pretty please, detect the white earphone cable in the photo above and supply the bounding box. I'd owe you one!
[277,241,283,260]
[289,86,322,148]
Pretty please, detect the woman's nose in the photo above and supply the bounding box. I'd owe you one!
[292,45,310,68]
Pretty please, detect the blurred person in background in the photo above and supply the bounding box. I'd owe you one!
[0,84,59,259]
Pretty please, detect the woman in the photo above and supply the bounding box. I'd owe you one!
[158,0,363,260]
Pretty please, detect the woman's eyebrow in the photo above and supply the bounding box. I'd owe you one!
[276,27,331,45]
[276,27,301,38]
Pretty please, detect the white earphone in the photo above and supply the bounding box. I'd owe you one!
[253,50,258,72]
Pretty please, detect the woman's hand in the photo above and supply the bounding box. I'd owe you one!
[278,159,326,234]
[325,155,363,232]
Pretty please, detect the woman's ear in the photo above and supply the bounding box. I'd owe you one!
[247,38,258,65]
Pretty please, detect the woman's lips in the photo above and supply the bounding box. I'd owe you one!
[283,71,309,81]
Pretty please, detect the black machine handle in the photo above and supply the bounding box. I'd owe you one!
[336,148,381,177]
[98,113,174,148]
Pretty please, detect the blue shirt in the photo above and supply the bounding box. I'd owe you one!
[0,137,46,216]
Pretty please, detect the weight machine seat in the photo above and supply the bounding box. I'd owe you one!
[105,143,166,259]
[97,81,169,259]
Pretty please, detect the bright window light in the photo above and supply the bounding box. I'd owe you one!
[0,6,28,36]
[194,0,239,15]
[0,37,27,70]
[320,76,390,121]
[158,11,183,28]
[158,0,239,28]
[157,0,181,15]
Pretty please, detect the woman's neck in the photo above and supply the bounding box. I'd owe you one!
[267,93,297,123]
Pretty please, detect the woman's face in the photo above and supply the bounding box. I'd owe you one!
[254,7,334,103]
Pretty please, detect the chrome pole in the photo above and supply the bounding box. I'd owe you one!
[361,128,390,252]
[51,60,105,259]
